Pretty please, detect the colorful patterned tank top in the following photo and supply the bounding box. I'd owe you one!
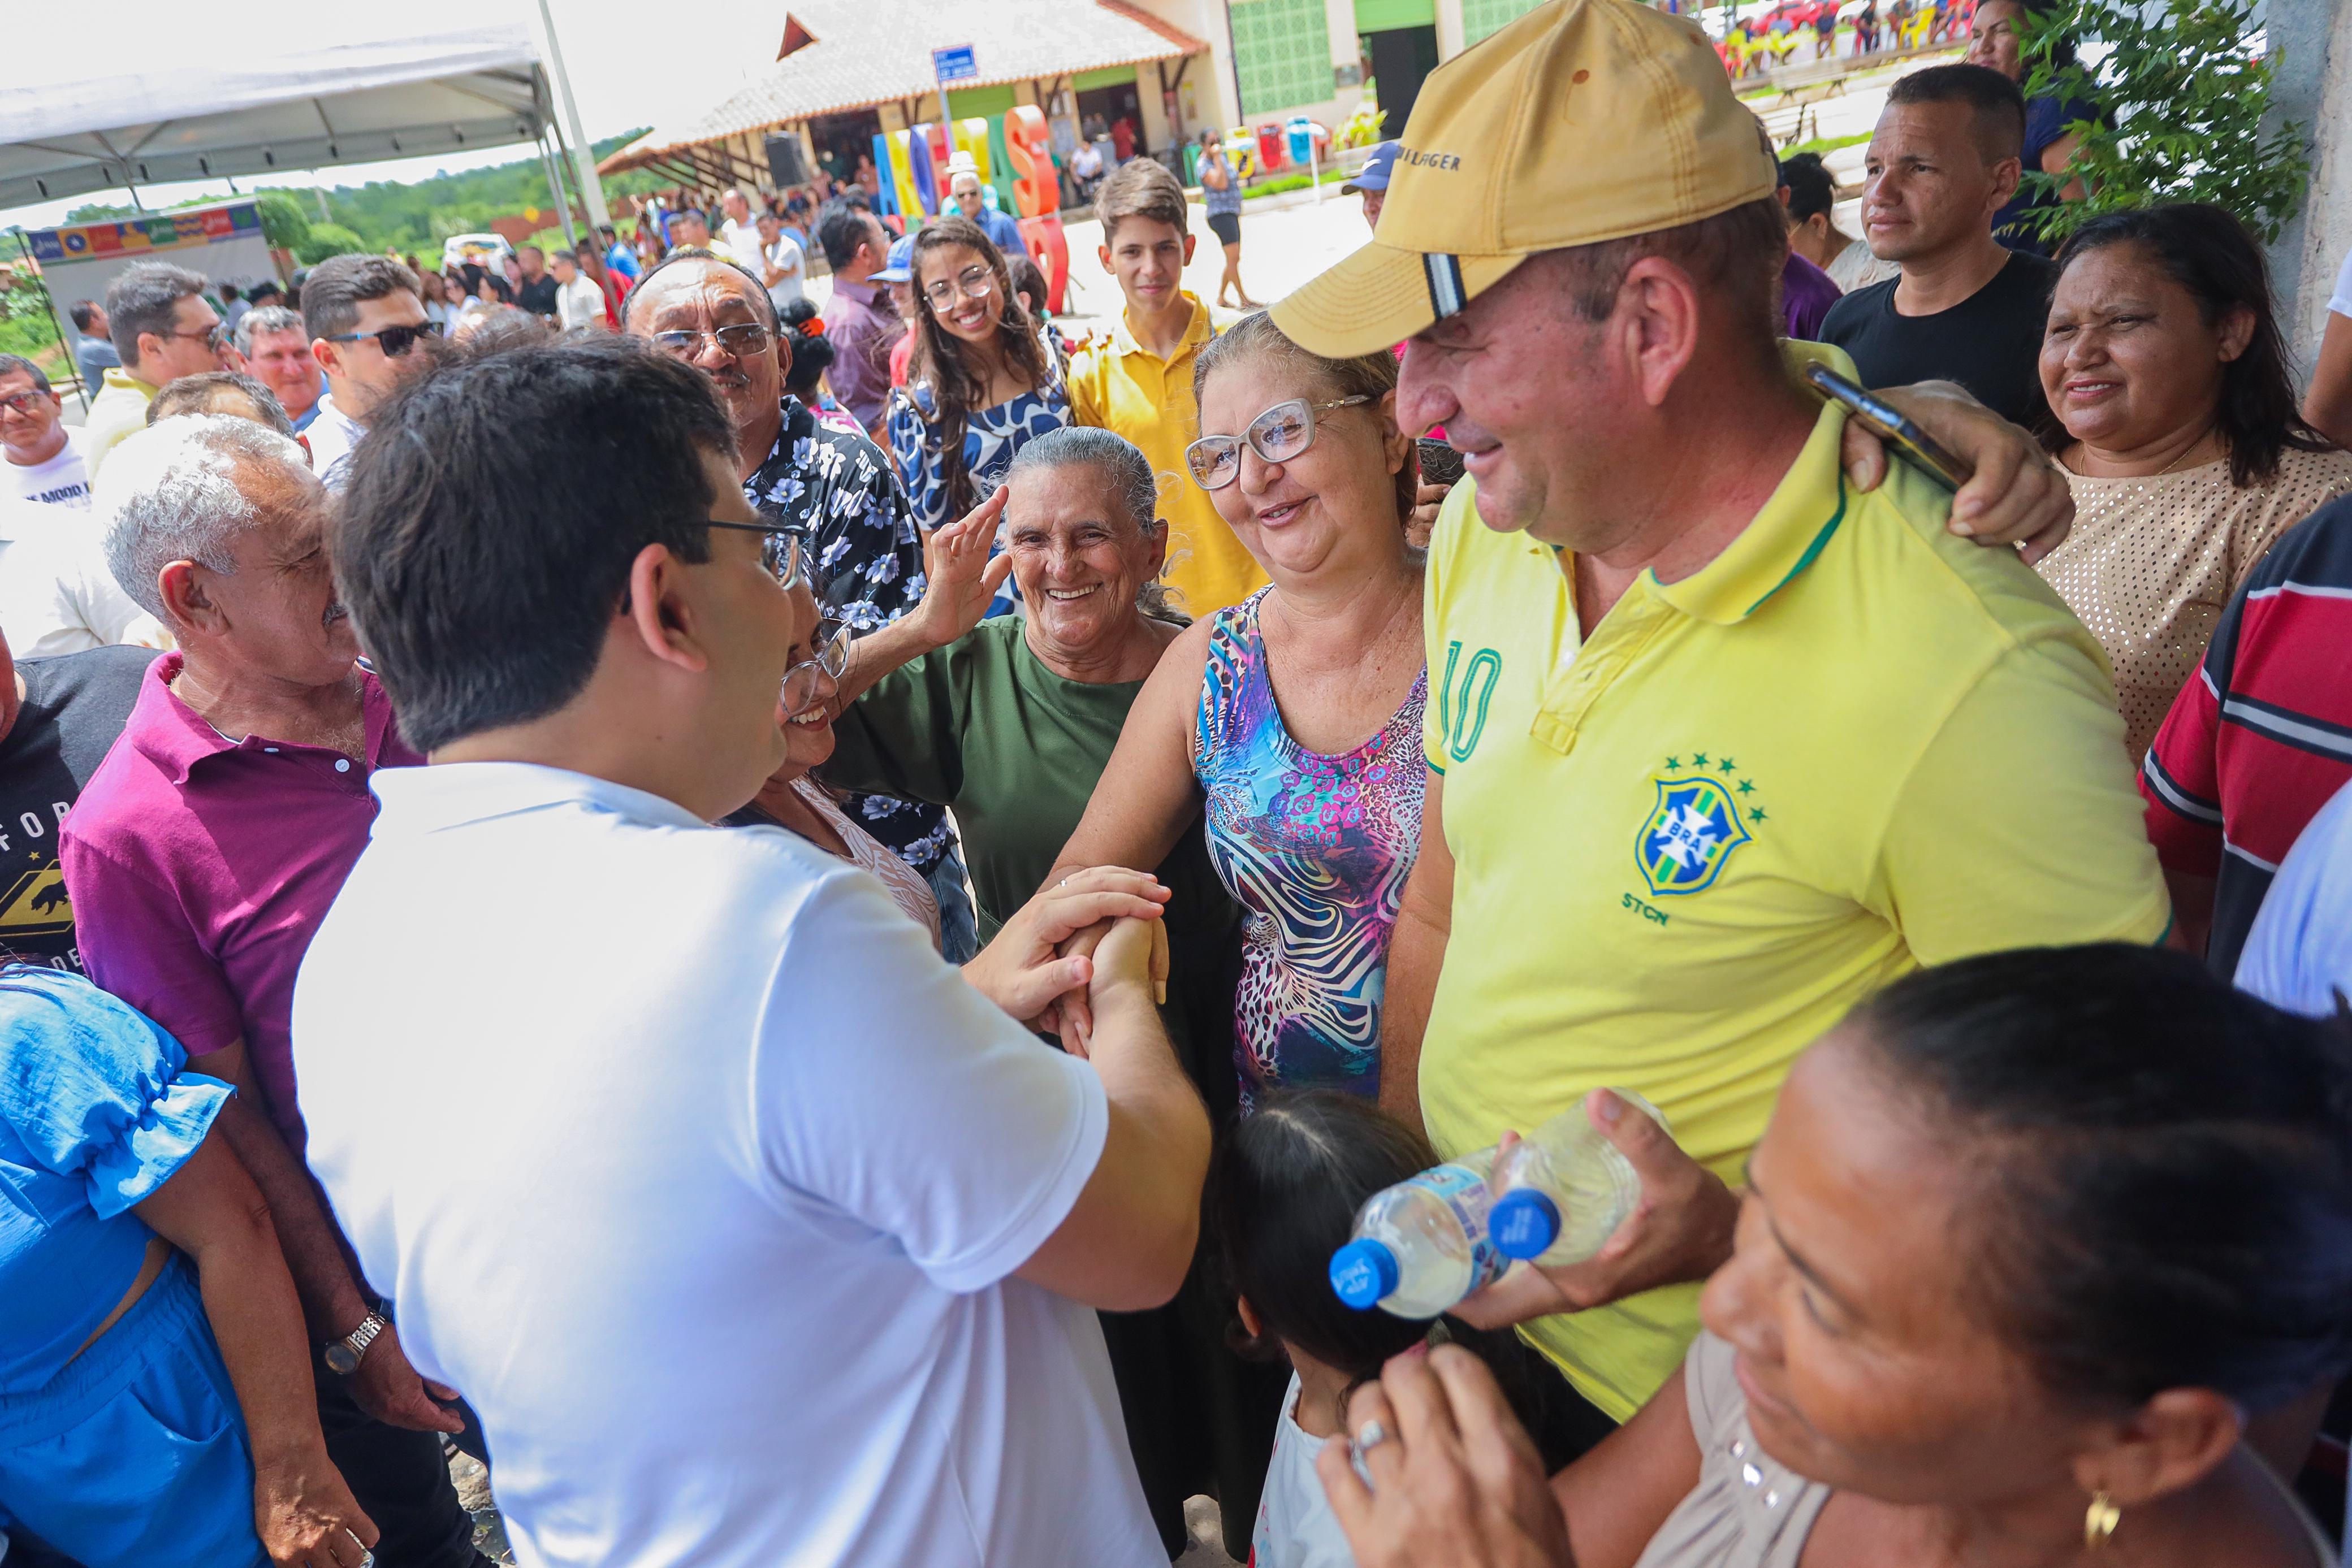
[1193,589,1428,1111]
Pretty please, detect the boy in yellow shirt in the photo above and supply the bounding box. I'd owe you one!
[1066,162,1267,617]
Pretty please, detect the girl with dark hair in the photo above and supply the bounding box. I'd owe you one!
[2032,203,2352,759]
[884,217,1067,617]
[776,297,862,438]
[1965,0,2094,253]
[1316,944,2350,1568]
[1210,1090,1614,1566]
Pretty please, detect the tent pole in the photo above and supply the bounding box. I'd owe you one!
[537,135,580,253]
[530,4,612,231]
[8,227,94,413]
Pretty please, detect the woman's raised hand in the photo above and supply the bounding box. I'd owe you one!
[913,487,1017,649]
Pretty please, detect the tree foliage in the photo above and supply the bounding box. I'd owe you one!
[63,131,665,257]
[254,190,312,253]
[2018,0,2310,246]
[293,222,369,266]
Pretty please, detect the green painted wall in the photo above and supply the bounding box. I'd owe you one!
[1231,0,1337,116]
[1462,0,1547,44]
[1356,0,1436,31]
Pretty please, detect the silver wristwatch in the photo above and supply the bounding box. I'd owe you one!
[323,1312,389,1375]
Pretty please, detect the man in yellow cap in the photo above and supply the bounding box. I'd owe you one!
[1273,0,2169,1423]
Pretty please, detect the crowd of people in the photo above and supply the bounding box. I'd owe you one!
[6,1,2352,1566]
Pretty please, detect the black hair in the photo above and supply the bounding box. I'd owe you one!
[331,335,734,752]
[68,299,102,333]
[483,273,514,305]
[815,199,876,271]
[1007,253,1053,319]
[1210,1092,1438,1376]
[1854,944,2352,1416]
[245,280,284,303]
[104,260,208,369]
[2041,203,2335,487]
[300,253,421,342]
[777,296,835,400]
[1888,63,2028,164]
[0,353,54,396]
[1209,1092,1616,1467]
[1776,151,1836,224]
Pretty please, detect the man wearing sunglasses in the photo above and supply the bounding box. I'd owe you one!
[83,261,225,480]
[301,254,442,491]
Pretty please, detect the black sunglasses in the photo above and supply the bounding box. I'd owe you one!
[323,321,444,357]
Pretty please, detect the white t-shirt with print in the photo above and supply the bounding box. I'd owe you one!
[293,762,1162,1568]
[1252,1373,1360,1568]
[3,427,91,509]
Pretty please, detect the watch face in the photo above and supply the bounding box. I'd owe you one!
[325,1344,358,1375]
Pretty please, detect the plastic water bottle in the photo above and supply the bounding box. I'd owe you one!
[1487,1091,1668,1267]
[1329,1148,1507,1319]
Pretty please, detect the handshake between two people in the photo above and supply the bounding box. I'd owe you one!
[958,864,1170,1043]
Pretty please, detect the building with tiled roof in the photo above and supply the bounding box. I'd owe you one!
[601,0,1554,206]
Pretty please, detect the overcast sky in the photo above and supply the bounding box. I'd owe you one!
[1,0,780,233]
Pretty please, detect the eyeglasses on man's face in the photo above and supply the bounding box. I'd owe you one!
[0,388,55,417]
[323,321,443,358]
[650,321,773,361]
[781,618,850,716]
[706,518,807,588]
[1184,395,1372,491]
[923,266,996,310]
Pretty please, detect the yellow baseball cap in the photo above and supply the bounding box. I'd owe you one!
[1272,0,1778,359]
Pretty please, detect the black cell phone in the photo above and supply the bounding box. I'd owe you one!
[1802,362,1973,491]
[1416,437,1466,488]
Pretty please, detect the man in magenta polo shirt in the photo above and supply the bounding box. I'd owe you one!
[63,415,491,1568]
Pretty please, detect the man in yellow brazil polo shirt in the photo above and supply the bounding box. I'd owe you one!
[1272,0,2168,1424]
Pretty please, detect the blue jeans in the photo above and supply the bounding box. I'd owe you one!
[928,847,980,964]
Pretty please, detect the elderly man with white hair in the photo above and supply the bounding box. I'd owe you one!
[61,415,494,1568]
[947,167,1033,261]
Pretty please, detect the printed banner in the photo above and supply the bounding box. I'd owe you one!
[26,201,263,264]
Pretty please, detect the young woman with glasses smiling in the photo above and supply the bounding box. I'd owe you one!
[886,217,1069,614]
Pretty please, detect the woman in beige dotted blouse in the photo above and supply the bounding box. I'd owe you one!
[2030,204,2352,761]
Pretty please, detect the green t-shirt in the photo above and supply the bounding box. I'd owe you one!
[822,617,1246,1107]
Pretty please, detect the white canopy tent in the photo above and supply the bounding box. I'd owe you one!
[0,6,606,227]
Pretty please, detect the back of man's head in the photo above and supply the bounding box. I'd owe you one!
[1887,62,2027,166]
[302,253,421,343]
[98,413,310,620]
[1095,158,1190,242]
[69,300,102,335]
[815,201,872,271]
[1777,151,1836,224]
[146,370,297,439]
[105,261,207,368]
[332,336,734,753]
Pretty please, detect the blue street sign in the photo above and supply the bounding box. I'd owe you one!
[933,45,979,84]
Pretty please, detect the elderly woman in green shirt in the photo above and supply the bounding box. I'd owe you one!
[817,425,1270,1560]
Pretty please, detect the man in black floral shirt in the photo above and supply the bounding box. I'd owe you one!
[626,250,979,958]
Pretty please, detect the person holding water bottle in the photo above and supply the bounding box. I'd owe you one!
[1280,0,2165,1430]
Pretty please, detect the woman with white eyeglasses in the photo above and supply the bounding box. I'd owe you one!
[1048,310,1428,1110]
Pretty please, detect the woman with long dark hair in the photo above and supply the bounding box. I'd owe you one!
[2032,203,2352,758]
[884,217,1067,604]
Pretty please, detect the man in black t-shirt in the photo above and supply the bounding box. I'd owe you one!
[0,627,148,971]
[514,244,561,318]
[1821,64,2059,429]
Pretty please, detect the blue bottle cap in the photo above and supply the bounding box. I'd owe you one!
[1490,1190,1562,1261]
[1329,1239,1401,1309]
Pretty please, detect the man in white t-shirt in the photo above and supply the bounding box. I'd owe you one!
[549,250,609,332]
[754,209,807,311]
[0,356,92,509]
[299,334,1203,1568]
[717,187,765,264]
[300,254,440,489]
[0,496,166,656]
